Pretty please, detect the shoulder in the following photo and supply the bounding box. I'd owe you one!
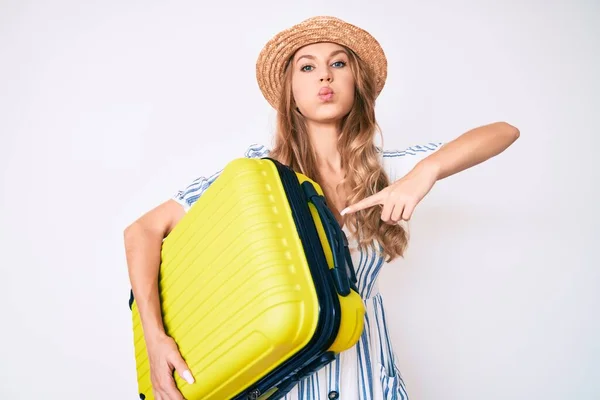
[173,143,272,212]
[378,142,444,181]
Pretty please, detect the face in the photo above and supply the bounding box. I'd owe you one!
[291,42,355,123]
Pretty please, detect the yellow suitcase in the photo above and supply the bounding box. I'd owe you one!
[129,157,365,399]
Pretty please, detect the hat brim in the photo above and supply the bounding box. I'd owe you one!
[256,16,388,109]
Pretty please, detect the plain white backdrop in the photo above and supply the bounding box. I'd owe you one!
[1,0,598,399]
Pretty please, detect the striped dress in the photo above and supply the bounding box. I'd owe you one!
[172,142,443,400]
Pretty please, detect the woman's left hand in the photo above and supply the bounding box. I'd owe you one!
[340,162,439,224]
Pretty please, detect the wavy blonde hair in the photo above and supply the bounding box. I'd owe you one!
[269,45,408,262]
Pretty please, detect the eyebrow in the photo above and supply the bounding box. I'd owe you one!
[296,49,348,65]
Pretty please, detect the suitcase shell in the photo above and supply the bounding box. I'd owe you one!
[130,157,365,399]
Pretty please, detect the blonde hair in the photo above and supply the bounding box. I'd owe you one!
[269,45,408,262]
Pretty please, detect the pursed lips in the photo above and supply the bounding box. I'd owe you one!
[318,86,334,101]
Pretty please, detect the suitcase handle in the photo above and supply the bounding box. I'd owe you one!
[301,181,356,297]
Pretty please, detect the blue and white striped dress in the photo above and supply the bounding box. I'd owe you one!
[172,142,443,400]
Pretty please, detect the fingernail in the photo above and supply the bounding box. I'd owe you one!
[340,208,349,216]
[182,370,195,384]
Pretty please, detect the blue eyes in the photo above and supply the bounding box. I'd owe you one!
[301,61,347,72]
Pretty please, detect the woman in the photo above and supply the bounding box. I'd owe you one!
[124,16,519,400]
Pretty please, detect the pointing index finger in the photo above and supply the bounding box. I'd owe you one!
[340,192,383,215]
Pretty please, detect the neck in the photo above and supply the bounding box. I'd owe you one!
[305,119,342,172]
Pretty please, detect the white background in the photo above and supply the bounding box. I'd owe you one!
[1,0,598,399]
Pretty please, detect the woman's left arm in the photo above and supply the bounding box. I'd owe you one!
[341,121,520,221]
[418,121,520,181]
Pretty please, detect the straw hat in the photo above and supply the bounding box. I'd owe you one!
[256,16,388,109]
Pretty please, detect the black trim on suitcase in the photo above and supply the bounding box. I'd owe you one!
[232,158,358,400]
[301,180,356,296]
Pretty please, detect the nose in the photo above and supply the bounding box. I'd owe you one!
[319,69,332,83]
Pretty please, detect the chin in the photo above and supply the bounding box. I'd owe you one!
[309,104,352,123]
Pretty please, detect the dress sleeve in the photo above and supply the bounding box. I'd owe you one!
[381,142,444,182]
[171,143,271,212]
[171,169,224,212]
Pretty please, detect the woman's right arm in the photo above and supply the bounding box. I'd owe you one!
[124,199,183,341]
[124,199,194,399]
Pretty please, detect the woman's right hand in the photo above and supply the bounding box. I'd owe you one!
[146,332,195,400]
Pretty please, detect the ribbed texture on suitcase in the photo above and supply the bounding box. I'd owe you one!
[132,158,322,399]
